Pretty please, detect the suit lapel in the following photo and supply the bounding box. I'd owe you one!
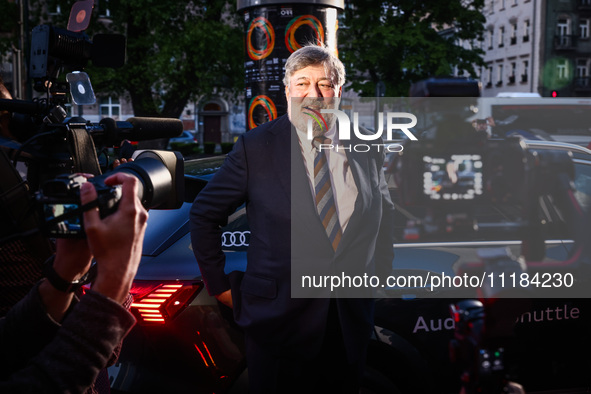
[271,116,322,237]
[289,123,326,237]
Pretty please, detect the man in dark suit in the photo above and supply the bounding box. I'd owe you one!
[190,45,395,393]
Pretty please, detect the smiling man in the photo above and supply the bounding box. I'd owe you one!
[190,44,395,393]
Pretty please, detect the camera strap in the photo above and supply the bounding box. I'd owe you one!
[68,126,101,175]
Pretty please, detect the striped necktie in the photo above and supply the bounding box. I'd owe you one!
[312,137,342,251]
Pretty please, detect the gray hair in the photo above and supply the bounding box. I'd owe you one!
[283,45,345,89]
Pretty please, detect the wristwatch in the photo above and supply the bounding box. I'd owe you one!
[43,254,91,293]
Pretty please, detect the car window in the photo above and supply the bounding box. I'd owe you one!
[184,157,226,178]
[574,161,591,214]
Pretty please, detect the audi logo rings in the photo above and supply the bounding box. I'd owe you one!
[222,231,251,247]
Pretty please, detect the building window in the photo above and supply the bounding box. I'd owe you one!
[498,26,505,47]
[577,59,588,77]
[509,62,517,83]
[497,64,504,86]
[521,60,529,83]
[486,66,493,87]
[488,29,494,49]
[490,0,494,13]
[500,0,506,9]
[510,23,517,45]
[557,18,571,46]
[99,0,111,18]
[100,97,121,118]
[557,60,569,80]
[577,59,589,87]
[48,1,62,15]
[523,20,530,42]
[580,19,590,39]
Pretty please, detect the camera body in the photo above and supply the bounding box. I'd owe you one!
[396,137,530,207]
[0,1,185,242]
[38,173,121,237]
[32,147,184,238]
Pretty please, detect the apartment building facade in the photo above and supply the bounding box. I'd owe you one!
[480,0,541,97]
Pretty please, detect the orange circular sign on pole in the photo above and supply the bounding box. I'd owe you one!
[247,17,276,60]
[285,15,325,53]
[239,0,344,130]
[248,95,278,129]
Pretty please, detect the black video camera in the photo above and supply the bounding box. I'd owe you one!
[396,137,531,207]
[0,1,184,242]
[37,148,184,238]
[0,114,185,240]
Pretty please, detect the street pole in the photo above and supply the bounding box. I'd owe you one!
[12,0,26,99]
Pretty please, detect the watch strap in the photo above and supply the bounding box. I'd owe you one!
[43,254,91,293]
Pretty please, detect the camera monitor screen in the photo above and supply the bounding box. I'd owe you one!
[422,153,484,201]
[43,202,82,236]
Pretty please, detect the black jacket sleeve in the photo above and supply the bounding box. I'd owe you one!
[0,281,136,394]
[190,134,249,296]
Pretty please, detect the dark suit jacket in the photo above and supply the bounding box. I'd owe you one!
[190,114,395,363]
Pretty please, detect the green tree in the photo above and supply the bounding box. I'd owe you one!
[340,0,485,97]
[0,1,19,53]
[10,0,243,118]
[88,0,244,118]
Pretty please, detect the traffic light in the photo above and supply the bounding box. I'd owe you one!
[551,90,559,97]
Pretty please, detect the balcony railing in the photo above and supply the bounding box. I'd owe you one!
[574,76,591,89]
[554,35,577,49]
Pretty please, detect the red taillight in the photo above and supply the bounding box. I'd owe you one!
[129,281,202,325]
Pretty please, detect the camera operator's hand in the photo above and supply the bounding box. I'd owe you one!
[112,157,133,169]
[51,172,96,291]
[39,173,147,320]
[82,173,149,304]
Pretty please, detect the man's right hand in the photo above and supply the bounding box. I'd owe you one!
[82,173,148,304]
[215,289,233,309]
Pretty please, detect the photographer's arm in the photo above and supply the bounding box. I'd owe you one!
[0,173,147,393]
[39,239,93,321]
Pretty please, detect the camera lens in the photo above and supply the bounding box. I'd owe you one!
[107,150,183,210]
